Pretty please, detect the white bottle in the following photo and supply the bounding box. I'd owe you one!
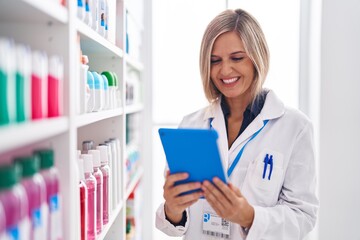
[98,0,106,37]
[101,75,109,110]
[104,0,109,39]
[84,0,92,27]
[92,72,103,112]
[87,71,95,113]
[79,55,89,114]
[91,0,99,32]
[77,0,85,21]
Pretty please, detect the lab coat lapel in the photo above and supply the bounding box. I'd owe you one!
[206,101,229,169]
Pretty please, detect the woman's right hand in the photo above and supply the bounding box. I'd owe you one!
[163,171,203,224]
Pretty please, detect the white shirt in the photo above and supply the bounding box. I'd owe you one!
[156,90,319,240]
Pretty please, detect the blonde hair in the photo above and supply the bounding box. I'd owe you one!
[200,9,270,102]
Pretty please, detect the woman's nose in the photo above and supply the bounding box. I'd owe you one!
[220,61,233,76]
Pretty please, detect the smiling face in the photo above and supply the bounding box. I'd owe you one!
[210,31,255,102]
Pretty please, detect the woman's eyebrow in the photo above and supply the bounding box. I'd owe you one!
[230,51,246,55]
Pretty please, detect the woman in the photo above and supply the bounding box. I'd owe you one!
[156,8,319,239]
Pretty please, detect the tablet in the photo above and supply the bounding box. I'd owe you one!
[158,128,228,194]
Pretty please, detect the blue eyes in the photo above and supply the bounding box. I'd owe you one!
[210,57,244,65]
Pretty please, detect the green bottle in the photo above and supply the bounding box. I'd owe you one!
[15,45,31,123]
[0,38,16,126]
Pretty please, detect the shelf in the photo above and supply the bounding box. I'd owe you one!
[0,117,69,153]
[76,108,124,128]
[77,19,123,58]
[0,0,68,24]
[126,55,144,72]
[96,200,124,240]
[125,104,144,115]
[125,167,144,200]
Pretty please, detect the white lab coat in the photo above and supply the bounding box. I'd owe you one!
[156,90,319,240]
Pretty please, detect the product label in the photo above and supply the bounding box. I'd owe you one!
[0,232,9,240]
[32,208,42,239]
[6,225,19,240]
[50,194,62,240]
[19,216,30,240]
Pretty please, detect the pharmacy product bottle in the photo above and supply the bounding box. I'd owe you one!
[88,150,103,234]
[77,0,85,20]
[100,142,114,211]
[0,202,6,240]
[107,138,120,204]
[101,71,115,109]
[14,156,48,240]
[101,74,109,110]
[0,164,22,240]
[82,140,94,154]
[35,149,62,240]
[0,38,16,126]
[31,51,48,120]
[104,0,109,39]
[91,0,99,32]
[91,72,103,112]
[112,72,120,108]
[78,156,88,240]
[84,0,92,27]
[96,145,110,224]
[86,71,95,113]
[79,55,89,114]
[98,0,106,37]
[15,44,31,123]
[48,56,63,118]
[104,140,117,206]
[81,154,97,240]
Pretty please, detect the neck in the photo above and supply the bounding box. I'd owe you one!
[224,93,252,118]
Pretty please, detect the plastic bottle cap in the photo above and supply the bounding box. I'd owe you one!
[112,72,119,87]
[88,149,101,167]
[82,55,89,65]
[87,71,95,88]
[82,140,94,153]
[13,155,39,178]
[101,75,109,90]
[91,72,103,90]
[96,145,108,164]
[102,71,115,86]
[33,149,54,170]
[0,164,19,190]
[81,154,94,173]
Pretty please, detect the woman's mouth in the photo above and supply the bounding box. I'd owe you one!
[222,77,239,84]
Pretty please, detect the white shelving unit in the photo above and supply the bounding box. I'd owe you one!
[0,0,146,239]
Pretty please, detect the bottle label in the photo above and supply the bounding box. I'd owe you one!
[6,225,19,240]
[50,194,62,240]
[32,208,42,239]
[19,216,31,240]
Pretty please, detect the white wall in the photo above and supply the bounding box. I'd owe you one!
[228,0,300,108]
[318,0,360,239]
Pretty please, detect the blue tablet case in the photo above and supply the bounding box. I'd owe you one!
[158,128,228,192]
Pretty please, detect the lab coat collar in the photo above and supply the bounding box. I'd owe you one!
[203,90,285,152]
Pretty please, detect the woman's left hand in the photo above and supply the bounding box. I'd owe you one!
[202,177,254,228]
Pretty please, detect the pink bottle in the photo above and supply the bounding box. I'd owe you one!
[48,56,63,118]
[31,51,48,120]
[96,145,110,225]
[0,164,22,240]
[81,154,97,240]
[78,154,88,240]
[88,150,103,234]
[0,202,5,240]
[35,149,62,240]
[14,156,48,240]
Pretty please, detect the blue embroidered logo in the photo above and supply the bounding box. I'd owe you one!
[203,213,210,222]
